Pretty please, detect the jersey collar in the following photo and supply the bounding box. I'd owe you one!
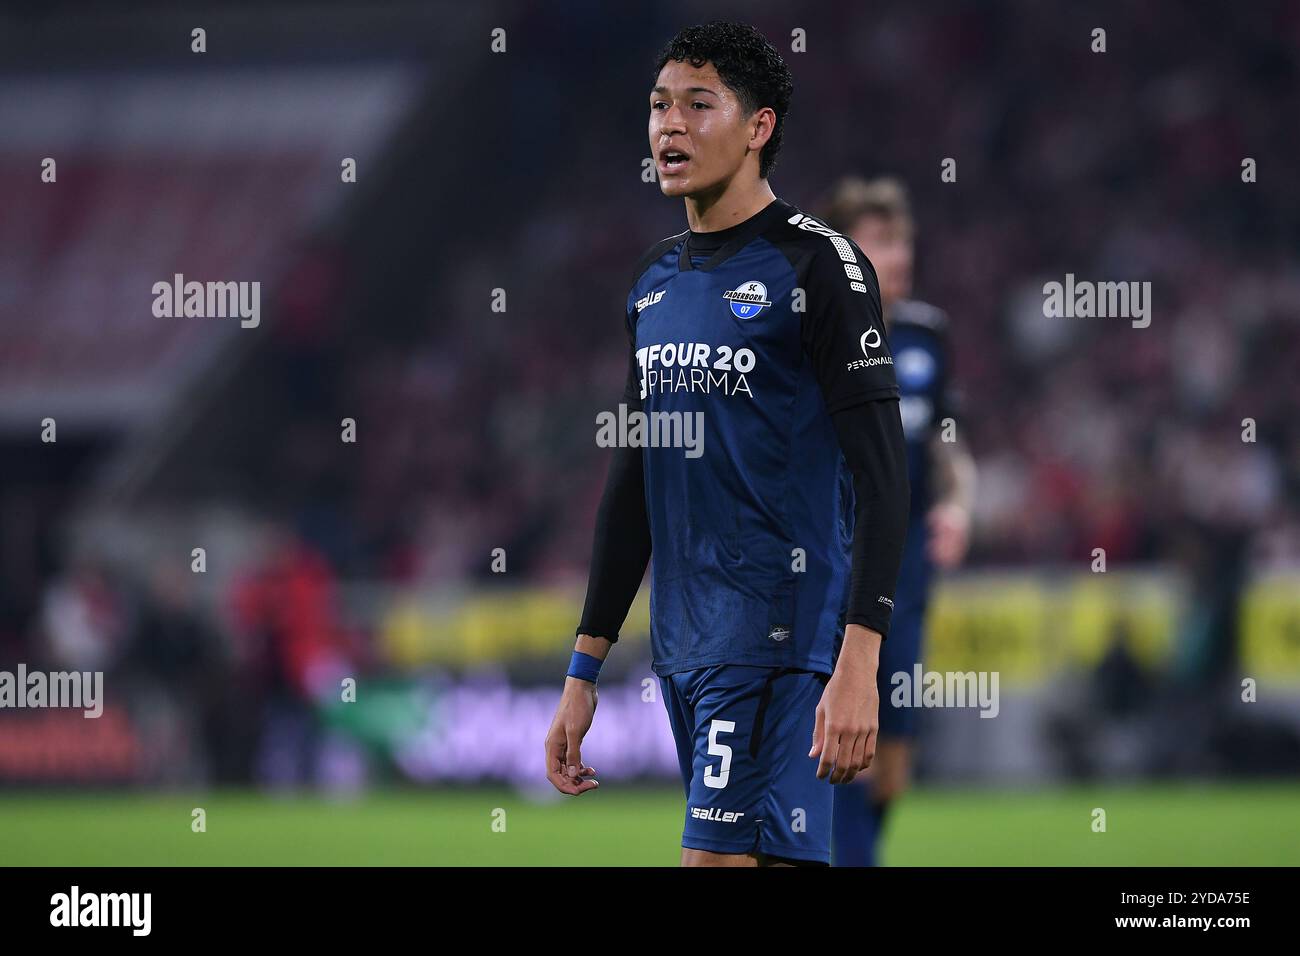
[678,198,790,273]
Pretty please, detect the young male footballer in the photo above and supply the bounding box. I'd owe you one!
[819,177,977,867]
[545,21,910,867]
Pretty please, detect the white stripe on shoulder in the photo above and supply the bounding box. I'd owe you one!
[784,210,867,292]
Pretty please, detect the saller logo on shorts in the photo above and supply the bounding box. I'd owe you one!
[691,807,746,822]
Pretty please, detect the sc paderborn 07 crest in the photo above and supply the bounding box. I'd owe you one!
[723,280,772,319]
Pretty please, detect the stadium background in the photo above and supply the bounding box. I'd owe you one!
[1,0,1298,865]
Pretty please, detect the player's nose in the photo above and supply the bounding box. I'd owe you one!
[656,104,688,132]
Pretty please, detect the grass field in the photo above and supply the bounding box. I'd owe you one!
[1,782,1297,865]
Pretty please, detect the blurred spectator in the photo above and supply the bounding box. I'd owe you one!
[228,522,358,788]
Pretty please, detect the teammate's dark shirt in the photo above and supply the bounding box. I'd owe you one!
[887,299,958,601]
[578,198,909,677]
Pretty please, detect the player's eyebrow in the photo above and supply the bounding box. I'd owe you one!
[650,86,720,96]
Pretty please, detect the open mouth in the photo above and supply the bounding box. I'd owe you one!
[661,150,690,172]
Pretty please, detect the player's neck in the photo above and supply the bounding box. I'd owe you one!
[683,177,777,233]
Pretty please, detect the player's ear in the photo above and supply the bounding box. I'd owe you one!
[749,107,775,151]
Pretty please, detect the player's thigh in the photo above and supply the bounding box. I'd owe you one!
[659,673,696,797]
[681,846,759,867]
[677,665,777,856]
[751,668,834,864]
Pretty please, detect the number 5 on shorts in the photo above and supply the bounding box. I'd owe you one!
[704,719,736,789]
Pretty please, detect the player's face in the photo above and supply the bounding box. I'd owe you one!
[649,60,754,198]
[850,214,914,307]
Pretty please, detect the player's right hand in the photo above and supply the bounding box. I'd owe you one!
[544,678,600,795]
[811,624,881,784]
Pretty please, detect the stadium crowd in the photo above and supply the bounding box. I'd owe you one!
[329,4,1300,589]
[2,2,1297,786]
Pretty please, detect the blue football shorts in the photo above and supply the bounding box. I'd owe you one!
[660,663,833,864]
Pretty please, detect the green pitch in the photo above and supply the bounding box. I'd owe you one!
[1,782,1296,865]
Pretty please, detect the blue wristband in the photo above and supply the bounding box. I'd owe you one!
[568,650,603,684]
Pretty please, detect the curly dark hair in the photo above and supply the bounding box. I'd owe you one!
[652,21,794,180]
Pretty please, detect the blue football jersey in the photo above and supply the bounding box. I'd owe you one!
[888,300,957,517]
[886,299,957,599]
[622,198,901,677]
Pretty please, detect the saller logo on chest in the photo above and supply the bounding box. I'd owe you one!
[636,289,665,313]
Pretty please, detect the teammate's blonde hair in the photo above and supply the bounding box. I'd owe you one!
[816,176,913,235]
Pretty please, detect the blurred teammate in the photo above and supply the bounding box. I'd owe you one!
[818,177,977,866]
[544,21,910,866]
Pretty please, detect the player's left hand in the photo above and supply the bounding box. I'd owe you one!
[927,501,971,569]
[810,626,880,784]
